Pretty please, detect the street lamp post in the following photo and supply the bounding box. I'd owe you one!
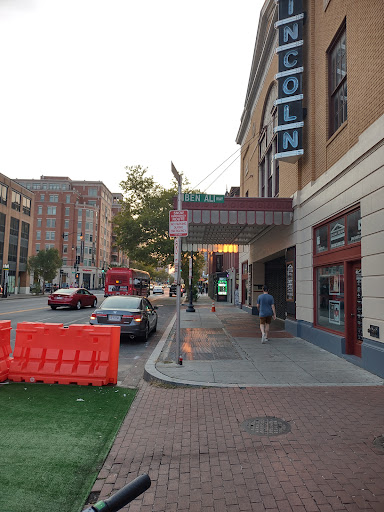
[62,231,83,286]
[171,162,182,364]
[186,250,195,313]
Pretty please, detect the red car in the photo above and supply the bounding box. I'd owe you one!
[48,288,98,310]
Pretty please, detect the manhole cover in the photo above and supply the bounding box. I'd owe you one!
[373,435,384,451]
[241,417,291,436]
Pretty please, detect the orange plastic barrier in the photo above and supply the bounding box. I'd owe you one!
[8,323,120,386]
[0,320,12,382]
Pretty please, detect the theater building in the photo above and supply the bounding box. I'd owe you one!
[233,0,384,376]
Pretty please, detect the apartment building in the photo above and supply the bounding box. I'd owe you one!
[15,176,114,289]
[111,193,129,267]
[234,0,384,376]
[0,173,34,294]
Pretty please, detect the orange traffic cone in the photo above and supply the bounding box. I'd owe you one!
[211,302,215,312]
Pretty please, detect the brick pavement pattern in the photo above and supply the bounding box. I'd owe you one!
[92,383,384,511]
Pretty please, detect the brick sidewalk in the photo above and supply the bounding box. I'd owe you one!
[91,382,384,511]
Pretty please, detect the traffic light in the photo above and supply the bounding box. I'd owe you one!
[75,273,79,279]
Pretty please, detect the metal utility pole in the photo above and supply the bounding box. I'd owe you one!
[171,162,182,364]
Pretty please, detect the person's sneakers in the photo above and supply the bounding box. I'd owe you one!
[264,336,269,342]
[261,334,266,344]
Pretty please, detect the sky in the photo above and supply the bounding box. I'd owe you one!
[0,0,265,196]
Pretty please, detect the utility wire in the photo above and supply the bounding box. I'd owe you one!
[192,131,258,191]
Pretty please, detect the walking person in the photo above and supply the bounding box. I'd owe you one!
[256,285,276,344]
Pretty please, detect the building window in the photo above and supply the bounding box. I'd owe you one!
[36,244,40,252]
[22,197,31,216]
[19,221,30,264]
[49,183,60,190]
[88,200,96,206]
[314,208,360,254]
[64,220,69,229]
[259,83,278,197]
[0,184,7,206]
[47,206,57,215]
[49,194,59,202]
[37,219,42,228]
[11,191,21,211]
[66,195,71,203]
[62,258,67,265]
[40,194,45,201]
[45,244,55,249]
[88,187,98,196]
[36,231,41,240]
[63,232,69,241]
[63,245,68,254]
[46,231,55,240]
[328,22,347,135]
[38,205,43,215]
[8,217,19,262]
[78,210,83,218]
[65,207,70,216]
[46,218,56,228]
[317,265,345,334]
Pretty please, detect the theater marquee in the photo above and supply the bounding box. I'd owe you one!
[274,0,305,163]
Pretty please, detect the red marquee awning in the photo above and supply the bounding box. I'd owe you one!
[173,196,293,250]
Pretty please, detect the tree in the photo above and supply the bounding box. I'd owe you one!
[27,249,62,293]
[113,166,178,268]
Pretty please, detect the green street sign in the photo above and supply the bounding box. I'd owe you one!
[182,193,224,203]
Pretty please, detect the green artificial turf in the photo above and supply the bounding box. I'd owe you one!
[0,383,137,512]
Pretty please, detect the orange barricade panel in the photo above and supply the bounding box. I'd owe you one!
[8,323,120,386]
[0,321,12,382]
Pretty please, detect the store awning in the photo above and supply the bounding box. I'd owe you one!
[173,196,293,251]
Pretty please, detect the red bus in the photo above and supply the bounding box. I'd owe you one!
[104,268,150,297]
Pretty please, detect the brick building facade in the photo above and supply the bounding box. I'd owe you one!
[236,0,384,376]
[15,176,119,289]
[0,173,34,294]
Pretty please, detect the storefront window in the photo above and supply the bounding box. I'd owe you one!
[347,209,361,244]
[330,217,345,249]
[315,225,328,253]
[317,265,344,333]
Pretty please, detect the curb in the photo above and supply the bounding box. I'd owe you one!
[143,310,242,389]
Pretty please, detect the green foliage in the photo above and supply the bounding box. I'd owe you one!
[113,165,201,269]
[113,166,177,267]
[27,249,62,292]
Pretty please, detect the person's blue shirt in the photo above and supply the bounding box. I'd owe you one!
[257,293,274,317]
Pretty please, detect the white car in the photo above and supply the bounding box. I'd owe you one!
[152,285,164,294]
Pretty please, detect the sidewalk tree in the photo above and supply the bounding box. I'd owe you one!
[27,248,62,293]
[113,165,199,269]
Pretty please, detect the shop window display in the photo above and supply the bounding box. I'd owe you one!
[317,265,344,334]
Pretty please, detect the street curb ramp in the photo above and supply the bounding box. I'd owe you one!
[8,323,120,386]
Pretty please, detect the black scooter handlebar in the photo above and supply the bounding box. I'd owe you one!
[83,474,151,512]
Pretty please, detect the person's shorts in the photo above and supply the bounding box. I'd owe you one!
[260,316,272,325]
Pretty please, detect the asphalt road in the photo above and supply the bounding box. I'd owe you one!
[1,290,176,388]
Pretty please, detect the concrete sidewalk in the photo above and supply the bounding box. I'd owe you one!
[144,298,383,388]
[89,298,384,512]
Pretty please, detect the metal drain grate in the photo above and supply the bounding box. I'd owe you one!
[373,435,384,451]
[241,417,291,436]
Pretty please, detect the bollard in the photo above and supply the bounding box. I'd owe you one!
[211,302,215,312]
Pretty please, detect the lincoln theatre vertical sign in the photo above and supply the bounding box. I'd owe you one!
[274,0,305,163]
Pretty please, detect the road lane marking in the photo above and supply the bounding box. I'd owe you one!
[0,306,49,315]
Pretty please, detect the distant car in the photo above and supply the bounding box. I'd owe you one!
[48,288,97,310]
[89,295,158,341]
[169,284,184,297]
[152,285,164,294]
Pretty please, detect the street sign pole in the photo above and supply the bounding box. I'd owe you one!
[171,162,182,364]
